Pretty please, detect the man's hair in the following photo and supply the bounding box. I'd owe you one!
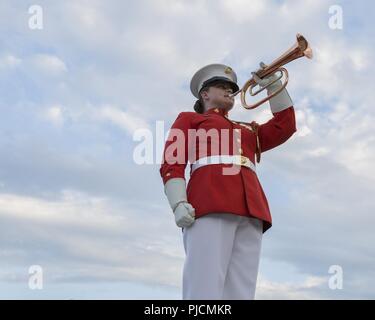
[193,87,209,114]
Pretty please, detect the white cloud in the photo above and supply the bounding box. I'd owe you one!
[219,0,266,23]
[97,105,150,135]
[348,49,369,71]
[306,146,330,157]
[256,276,327,299]
[31,54,67,75]
[0,189,183,287]
[44,105,64,127]
[0,190,119,229]
[0,54,21,68]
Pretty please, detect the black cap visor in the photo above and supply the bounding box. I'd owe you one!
[199,76,239,94]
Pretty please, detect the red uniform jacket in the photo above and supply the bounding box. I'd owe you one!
[160,106,297,233]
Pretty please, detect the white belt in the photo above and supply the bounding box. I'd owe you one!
[191,155,256,174]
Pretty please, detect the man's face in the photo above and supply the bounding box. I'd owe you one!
[201,82,235,110]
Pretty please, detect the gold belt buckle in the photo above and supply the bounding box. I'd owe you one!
[240,156,248,165]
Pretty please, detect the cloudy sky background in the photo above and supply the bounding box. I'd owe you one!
[0,0,374,299]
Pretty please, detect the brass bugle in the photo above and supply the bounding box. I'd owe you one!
[231,33,313,109]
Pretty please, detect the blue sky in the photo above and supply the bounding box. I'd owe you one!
[0,0,374,299]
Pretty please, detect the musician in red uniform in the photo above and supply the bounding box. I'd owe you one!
[159,63,297,300]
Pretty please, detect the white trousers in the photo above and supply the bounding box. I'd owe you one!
[182,213,263,300]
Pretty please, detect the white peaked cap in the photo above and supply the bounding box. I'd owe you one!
[190,64,239,98]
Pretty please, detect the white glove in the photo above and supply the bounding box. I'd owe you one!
[164,178,195,228]
[252,62,293,113]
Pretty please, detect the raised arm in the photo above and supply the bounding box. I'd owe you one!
[251,62,297,153]
[257,106,296,153]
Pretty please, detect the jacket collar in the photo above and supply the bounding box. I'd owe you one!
[204,107,229,118]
